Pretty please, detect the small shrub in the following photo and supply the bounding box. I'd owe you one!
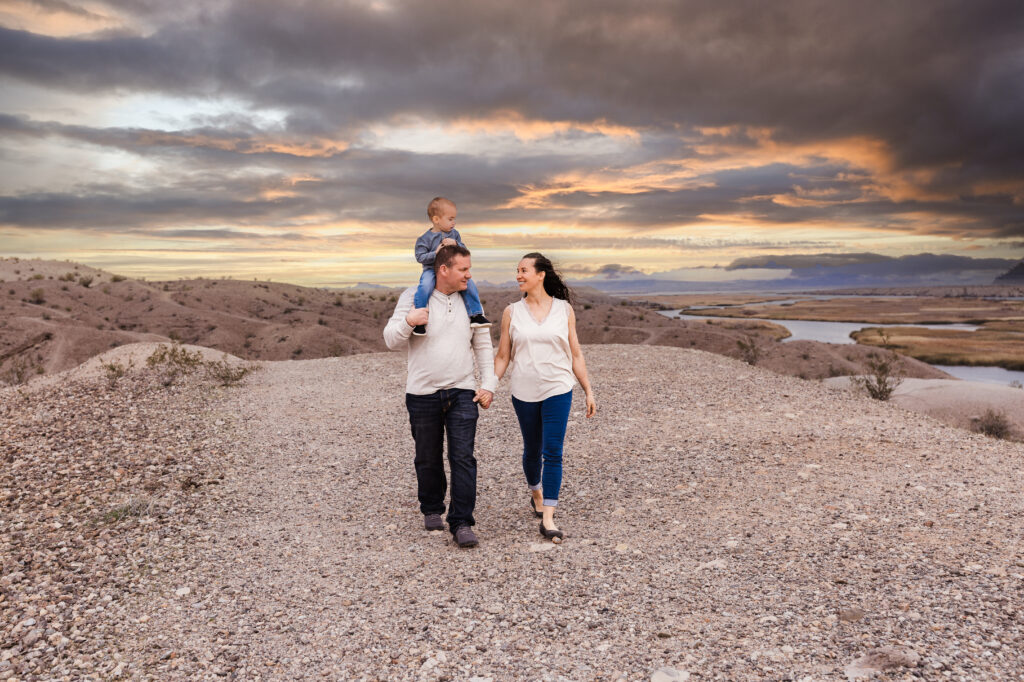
[102,286,111,294]
[1010,380,1023,390]
[101,358,134,387]
[146,342,203,386]
[972,409,1011,439]
[1,357,34,386]
[28,288,45,304]
[102,496,157,523]
[205,356,255,386]
[736,335,761,366]
[110,274,127,282]
[78,275,93,288]
[583,303,592,310]
[60,272,76,282]
[30,273,44,280]
[850,352,903,401]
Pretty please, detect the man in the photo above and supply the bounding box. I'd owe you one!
[383,244,496,548]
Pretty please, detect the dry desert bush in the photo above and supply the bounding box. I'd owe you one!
[972,409,1012,440]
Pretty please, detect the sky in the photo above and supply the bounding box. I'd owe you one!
[1,0,1023,287]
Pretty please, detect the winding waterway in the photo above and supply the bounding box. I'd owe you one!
[657,309,1024,386]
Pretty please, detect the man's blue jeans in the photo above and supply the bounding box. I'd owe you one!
[511,390,572,507]
[414,268,484,316]
[405,388,478,531]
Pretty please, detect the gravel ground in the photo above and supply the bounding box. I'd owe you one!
[4,344,1023,680]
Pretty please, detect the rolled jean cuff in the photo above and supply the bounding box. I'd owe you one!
[529,483,542,491]
[543,498,558,507]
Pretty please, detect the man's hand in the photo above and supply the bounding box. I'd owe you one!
[473,389,494,409]
[405,307,429,328]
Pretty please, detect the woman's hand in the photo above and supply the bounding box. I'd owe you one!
[584,393,596,418]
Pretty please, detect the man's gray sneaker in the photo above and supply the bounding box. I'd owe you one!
[424,514,444,531]
[453,525,478,548]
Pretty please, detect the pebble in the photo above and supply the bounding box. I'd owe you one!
[845,646,921,679]
[698,559,727,570]
[838,607,865,622]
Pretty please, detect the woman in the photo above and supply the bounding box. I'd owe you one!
[494,253,597,542]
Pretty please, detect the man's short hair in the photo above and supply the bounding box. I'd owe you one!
[435,244,470,271]
[427,196,455,220]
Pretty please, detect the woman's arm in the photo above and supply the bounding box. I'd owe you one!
[567,305,596,417]
[493,305,514,381]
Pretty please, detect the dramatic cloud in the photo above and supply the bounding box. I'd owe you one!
[1,0,1023,283]
[727,252,1017,284]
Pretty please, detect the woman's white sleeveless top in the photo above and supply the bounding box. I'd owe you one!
[508,297,575,402]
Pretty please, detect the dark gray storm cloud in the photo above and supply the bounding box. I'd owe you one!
[726,252,1017,283]
[1,0,1023,240]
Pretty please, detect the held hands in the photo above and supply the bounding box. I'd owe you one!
[584,393,597,418]
[406,307,429,328]
[473,389,494,409]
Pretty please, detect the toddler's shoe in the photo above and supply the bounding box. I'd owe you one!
[412,324,427,336]
[469,314,492,328]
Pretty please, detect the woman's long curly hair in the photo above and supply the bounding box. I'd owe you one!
[522,252,574,306]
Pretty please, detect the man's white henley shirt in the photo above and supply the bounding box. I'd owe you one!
[383,287,498,396]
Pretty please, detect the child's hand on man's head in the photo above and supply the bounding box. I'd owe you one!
[441,237,457,247]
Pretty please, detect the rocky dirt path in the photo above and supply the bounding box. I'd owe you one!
[119,345,1023,681]
[4,345,1023,680]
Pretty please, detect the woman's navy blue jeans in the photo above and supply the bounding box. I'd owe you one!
[511,390,572,507]
[405,388,478,531]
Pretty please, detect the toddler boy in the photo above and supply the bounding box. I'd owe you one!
[411,197,491,335]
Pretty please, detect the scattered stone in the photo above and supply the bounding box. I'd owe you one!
[845,646,921,680]
[174,587,191,597]
[651,667,690,681]
[698,559,727,570]
[838,607,865,622]
[529,543,556,552]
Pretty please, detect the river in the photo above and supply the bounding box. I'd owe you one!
[657,310,1024,386]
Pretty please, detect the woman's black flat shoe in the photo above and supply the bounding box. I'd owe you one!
[539,521,564,540]
[530,497,543,518]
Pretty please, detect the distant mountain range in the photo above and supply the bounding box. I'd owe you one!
[572,253,1019,294]
[994,261,1024,283]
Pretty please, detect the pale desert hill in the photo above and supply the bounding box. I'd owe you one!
[2,345,1021,679]
[1,257,947,387]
